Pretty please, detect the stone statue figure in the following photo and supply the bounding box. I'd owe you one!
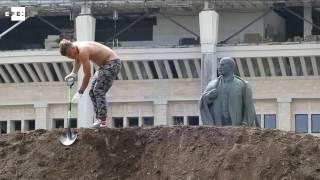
[200,57,260,127]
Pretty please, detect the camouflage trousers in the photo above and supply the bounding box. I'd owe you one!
[89,59,121,120]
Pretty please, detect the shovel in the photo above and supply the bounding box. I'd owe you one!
[60,76,77,146]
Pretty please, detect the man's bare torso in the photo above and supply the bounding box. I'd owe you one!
[74,41,119,66]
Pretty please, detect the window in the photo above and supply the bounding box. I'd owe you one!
[70,118,77,128]
[10,120,21,132]
[173,116,184,125]
[25,120,35,131]
[264,114,276,129]
[113,117,123,128]
[295,114,308,133]
[0,121,7,134]
[143,117,154,127]
[188,116,199,126]
[311,114,320,133]
[256,114,262,127]
[0,16,73,50]
[128,117,139,127]
[53,119,64,129]
[95,16,156,42]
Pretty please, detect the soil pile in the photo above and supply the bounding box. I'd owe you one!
[1,126,320,180]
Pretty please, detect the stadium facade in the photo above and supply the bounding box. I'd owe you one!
[0,0,320,135]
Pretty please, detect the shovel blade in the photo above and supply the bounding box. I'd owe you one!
[59,131,77,146]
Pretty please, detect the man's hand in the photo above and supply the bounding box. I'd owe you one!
[65,72,77,81]
[72,92,82,102]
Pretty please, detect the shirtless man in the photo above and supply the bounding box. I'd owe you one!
[59,39,121,128]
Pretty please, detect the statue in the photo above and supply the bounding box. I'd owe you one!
[199,57,260,127]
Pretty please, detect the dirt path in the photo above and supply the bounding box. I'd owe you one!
[1,126,320,180]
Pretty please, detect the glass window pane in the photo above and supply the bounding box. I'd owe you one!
[173,116,184,125]
[0,121,7,134]
[264,114,276,129]
[143,117,154,127]
[312,114,320,133]
[128,117,139,127]
[113,117,123,128]
[70,118,77,128]
[187,116,199,126]
[25,120,35,131]
[15,122,21,130]
[295,114,308,133]
[53,119,64,129]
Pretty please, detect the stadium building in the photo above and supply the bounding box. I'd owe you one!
[0,0,320,135]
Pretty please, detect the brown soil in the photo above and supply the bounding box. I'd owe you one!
[1,126,320,180]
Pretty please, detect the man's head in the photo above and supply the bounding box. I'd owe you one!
[218,57,235,76]
[59,39,78,59]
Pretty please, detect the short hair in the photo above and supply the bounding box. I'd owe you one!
[59,39,73,56]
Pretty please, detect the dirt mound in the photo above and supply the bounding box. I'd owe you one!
[1,126,320,180]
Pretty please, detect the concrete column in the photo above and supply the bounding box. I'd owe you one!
[277,97,292,131]
[199,117,203,126]
[76,5,96,128]
[307,101,312,134]
[308,112,312,134]
[260,114,265,128]
[199,10,219,91]
[123,116,128,128]
[21,119,25,132]
[184,116,188,125]
[7,120,12,133]
[64,118,68,129]
[304,6,313,37]
[138,116,143,127]
[154,99,168,126]
[34,103,49,130]
[9,121,15,133]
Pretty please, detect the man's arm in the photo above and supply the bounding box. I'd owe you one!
[72,59,81,74]
[78,50,91,93]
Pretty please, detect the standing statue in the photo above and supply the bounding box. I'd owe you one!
[200,57,260,127]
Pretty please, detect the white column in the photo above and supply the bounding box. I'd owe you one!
[9,121,15,133]
[64,118,68,128]
[277,97,292,131]
[76,5,96,128]
[34,103,49,130]
[184,116,188,125]
[138,116,143,127]
[21,119,25,132]
[7,120,12,133]
[199,10,219,91]
[304,6,312,37]
[123,116,128,128]
[154,99,168,126]
[308,112,312,134]
[260,114,265,128]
